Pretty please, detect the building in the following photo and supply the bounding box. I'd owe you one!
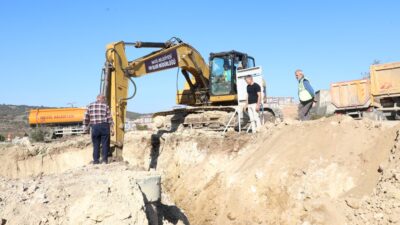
[266,97,296,107]
[133,114,153,125]
[125,114,153,131]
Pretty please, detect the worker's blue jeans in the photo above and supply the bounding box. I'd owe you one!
[91,123,110,163]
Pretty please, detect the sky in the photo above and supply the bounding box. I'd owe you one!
[0,0,399,113]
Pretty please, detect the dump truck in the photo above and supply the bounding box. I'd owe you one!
[330,78,371,118]
[370,62,400,119]
[28,108,86,138]
[328,62,400,119]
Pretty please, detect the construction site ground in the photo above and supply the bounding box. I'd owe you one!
[1,115,400,225]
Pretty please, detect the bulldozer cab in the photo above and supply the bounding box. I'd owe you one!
[209,51,255,97]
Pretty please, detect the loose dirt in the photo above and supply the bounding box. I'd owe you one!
[1,115,399,225]
[123,116,400,225]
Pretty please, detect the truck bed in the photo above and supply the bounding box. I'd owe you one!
[370,62,400,97]
[330,79,371,110]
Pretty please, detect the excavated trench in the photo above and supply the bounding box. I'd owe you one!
[0,137,188,225]
[1,116,400,225]
[122,118,400,225]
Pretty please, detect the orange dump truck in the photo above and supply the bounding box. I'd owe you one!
[329,62,400,119]
[370,62,400,116]
[28,108,86,137]
[330,79,371,118]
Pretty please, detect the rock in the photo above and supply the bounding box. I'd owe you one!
[22,186,28,192]
[393,172,400,181]
[374,213,384,220]
[227,212,236,220]
[293,169,306,177]
[378,164,384,173]
[385,185,400,200]
[27,184,39,194]
[11,137,31,146]
[39,217,49,224]
[34,193,49,204]
[389,215,399,223]
[284,118,298,125]
[255,171,264,180]
[345,198,360,209]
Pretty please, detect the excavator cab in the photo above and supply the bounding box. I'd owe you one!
[209,51,255,102]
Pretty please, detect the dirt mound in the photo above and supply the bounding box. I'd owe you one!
[123,116,400,225]
[345,129,400,224]
[0,137,190,225]
[1,115,400,225]
[0,162,189,225]
[0,163,149,225]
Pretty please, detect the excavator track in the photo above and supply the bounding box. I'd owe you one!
[152,105,279,132]
[152,106,239,131]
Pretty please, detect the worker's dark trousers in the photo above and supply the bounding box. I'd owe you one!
[91,123,110,163]
[298,100,314,121]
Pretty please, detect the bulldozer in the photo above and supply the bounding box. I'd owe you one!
[100,37,277,157]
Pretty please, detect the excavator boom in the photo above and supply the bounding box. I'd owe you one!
[102,39,210,150]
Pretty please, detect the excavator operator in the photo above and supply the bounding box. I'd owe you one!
[223,63,232,82]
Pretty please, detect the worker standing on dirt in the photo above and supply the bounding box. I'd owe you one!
[245,75,262,133]
[83,95,114,164]
[295,69,315,121]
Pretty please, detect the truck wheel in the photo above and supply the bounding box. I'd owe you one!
[396,112,400,120]
[261,110,276,123]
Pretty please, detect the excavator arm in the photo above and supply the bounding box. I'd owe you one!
[101,38,210,153]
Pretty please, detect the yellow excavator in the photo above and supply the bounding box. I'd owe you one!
[100,37,276,157]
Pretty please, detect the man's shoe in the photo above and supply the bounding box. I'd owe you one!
[92,161,100,165]
[100,160,108,164]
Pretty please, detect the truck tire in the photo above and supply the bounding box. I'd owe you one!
[396,112,400,120]
[261,110,276,123]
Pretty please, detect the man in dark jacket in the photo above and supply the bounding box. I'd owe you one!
[295,69,315,121]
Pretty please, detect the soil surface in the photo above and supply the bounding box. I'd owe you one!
[1,115,400,225]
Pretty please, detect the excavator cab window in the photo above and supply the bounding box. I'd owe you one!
[210,52,255,96]
[210,57,233,96]
[247,57,255,68]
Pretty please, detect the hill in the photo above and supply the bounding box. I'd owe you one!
[126,111,143,120]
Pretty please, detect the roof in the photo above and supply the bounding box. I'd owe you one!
[209,50,249,58]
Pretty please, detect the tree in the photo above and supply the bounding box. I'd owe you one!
[29,129,45,142]
[136,124,149,131]
[361,59,382,79]
[372,59,381,65]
